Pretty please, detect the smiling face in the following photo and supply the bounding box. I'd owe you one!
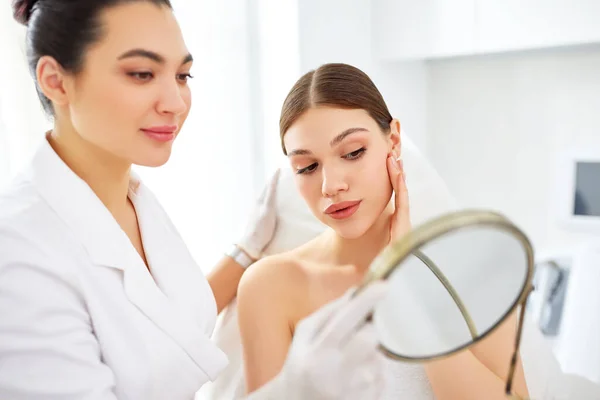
[40,2,193,167]
[284,107,400,239]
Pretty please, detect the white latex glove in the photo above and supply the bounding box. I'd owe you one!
[244,281,389,400]
[236,169,281,260]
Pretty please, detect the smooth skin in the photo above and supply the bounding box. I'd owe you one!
[238,107,529,399]
[35,1,264,315]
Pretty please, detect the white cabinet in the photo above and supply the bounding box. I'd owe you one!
[475,0,600,54]
[373,0,600,60]
[373,0,476,60]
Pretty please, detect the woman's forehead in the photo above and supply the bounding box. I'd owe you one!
[284,108,381,155]
[90,2,189,63]
[288,108,377,140]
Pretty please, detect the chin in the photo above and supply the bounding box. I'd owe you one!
[132,149,173,168]
[328,216,375,240]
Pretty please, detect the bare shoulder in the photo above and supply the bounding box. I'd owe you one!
[238,246,362,334]
[237,240,349,305]
[237,251,310,308]
[236,251,312,356]
[237,251,318,391]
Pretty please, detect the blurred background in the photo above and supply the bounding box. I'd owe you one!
[1,0,599,387]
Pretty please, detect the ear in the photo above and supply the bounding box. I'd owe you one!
[36,56,70,108]
[388,118,401,154]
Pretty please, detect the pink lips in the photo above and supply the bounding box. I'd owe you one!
[324,200,362,220]
[141,125,178,142]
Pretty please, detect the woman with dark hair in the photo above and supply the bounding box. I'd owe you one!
[238,63,531,399]
[0,2,390,399]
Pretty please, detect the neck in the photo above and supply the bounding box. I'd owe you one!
[48,119,132,215]
[326,201,395,273]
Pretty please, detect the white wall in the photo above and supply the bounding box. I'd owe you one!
[129,1,261,271]
[295,0,600,256]
[253,0,302,178]
[0,4,52,189]
[426,46,600,254]
[296,0,429,150]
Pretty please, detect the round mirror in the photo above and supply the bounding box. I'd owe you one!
[359,210,534,361]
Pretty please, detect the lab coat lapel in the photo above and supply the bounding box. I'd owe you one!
[31,140,227,380]
[120,250,228,381]
[125,181,228,380]
[31,138,132,270]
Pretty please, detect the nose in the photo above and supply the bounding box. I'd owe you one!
[157,80,188,116]
[321,166,349,198]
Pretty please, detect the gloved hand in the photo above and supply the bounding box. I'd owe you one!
[245,281,390,400]
[236,169,281,260]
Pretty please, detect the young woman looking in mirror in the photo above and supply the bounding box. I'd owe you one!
[238,63,530,400]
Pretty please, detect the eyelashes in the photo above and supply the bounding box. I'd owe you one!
[342,147,366,160]
[177,73,194,83]
[296,147,367,175]
[128,71,154,81]
[297,163,318,175]
[127,71,194,83]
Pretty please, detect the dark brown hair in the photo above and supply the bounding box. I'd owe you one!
[279,63,393,154]
[12,0,173,115]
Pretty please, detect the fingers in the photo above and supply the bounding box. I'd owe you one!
[342,324,386,398]
[258,168,281,205]
[395,158,410,218]
[317,281,389,346]
[265,168,281,208]
[387,152,409,220]
[343,323,380,361]
[387,153,401,197]
[347,328,386,398]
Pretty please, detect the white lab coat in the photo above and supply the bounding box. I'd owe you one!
[0,138,228,399]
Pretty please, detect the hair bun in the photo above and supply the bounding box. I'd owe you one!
[12,0,39,26]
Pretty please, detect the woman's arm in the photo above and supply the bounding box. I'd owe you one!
[208,169,281,314]
[425,312,529,400]
[237,258,302,394]
[470,311,529,395]
[206,254,246,314]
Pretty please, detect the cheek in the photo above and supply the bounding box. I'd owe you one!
[181,86,192,119]
[295,175,322,211]
[68,76,154,159]
[73,78,145,132]
[362,150,393,199]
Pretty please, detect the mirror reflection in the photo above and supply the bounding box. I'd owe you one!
[374,225,529,360]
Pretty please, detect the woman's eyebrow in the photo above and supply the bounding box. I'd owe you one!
[287,127,369,157]
[329,127,369,147]
[117,48,193,65]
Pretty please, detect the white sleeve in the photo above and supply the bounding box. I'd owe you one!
[0,231,118,400]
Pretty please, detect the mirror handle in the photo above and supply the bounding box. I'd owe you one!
[505,284,535,398]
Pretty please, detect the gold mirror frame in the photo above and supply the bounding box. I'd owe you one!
[355,209,535,398]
